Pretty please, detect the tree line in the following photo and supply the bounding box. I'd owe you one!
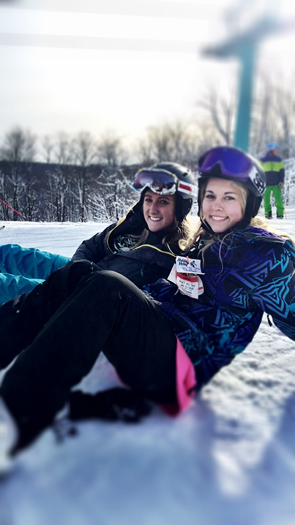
[1,71,295,222]
[0,158,140,223]
[0,125,208,222]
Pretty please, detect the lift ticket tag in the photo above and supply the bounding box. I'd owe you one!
[168,256,204,299]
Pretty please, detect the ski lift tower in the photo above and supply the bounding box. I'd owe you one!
[202,8,290,153]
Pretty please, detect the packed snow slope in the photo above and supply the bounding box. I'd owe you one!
[0,211,294,525]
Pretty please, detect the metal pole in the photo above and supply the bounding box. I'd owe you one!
[233,45,256,152]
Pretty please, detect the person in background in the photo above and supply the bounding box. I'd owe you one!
[1,147,293,475]
[260,142,285,219]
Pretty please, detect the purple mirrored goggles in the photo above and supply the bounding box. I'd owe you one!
[197,146,265,196]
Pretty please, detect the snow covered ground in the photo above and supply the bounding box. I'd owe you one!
[0,211,294,525]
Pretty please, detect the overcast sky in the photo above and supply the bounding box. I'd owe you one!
[0,0,295,150]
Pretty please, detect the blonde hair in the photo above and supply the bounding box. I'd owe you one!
[183,178,295,257]
[178,215,200,251]
[182,179,248,253]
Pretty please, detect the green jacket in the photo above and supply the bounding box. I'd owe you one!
[260,152,285,187]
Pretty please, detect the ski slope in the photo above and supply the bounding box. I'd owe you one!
[0,210,294,525]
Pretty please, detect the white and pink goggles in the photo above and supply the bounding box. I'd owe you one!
[133,168,196,197]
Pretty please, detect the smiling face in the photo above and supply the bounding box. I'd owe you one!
[201,178,245,233]
[142,190,176,233]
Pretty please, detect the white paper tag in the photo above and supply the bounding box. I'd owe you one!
[168,256,204,299]
[176,273,204,299]
[167,263,178,284]
[175,256,203,275]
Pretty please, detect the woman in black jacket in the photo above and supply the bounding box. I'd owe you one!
[71,161,197,288]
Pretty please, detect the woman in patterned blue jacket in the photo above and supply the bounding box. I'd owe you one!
[0,147,294,468]
[145,146,295,389]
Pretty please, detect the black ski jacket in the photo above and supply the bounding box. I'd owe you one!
[72,203,179,288]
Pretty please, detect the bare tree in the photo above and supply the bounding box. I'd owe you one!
[92,168,135,222]
[0,170,10,220]
[274,83,295,158]
[135,137,156,166]
[250,71,295,158]
[251,72,280,155]
[136,121,192,164]
[21,175,38,221]
[72,131,97,222]
[53,132,74,165]
[97,132,128,167]
[46,132,75,222]
[0,126,36,162]
[168,121,190,162]
[137,120,218,169]
[198,88,235,146]
[186,121,222,163]
[47,167,69,222]
[41,135,55,163]
[146,124,172,161]
[72,131,96,167]
[0,127,36,219]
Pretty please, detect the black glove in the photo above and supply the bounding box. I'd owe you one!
[69,388,152,423]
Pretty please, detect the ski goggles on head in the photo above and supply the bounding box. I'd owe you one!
[197,146,265,197]
[197,146,254,179]
[133,168,196,197]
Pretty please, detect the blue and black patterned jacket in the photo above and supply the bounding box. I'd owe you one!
[144,227,295,389]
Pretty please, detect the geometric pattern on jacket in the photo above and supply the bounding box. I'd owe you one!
[144,226,295,389]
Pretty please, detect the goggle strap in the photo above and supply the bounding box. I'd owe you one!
[178,182,197,196]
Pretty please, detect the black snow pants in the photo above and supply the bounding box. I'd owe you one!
[0,262,177,448]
